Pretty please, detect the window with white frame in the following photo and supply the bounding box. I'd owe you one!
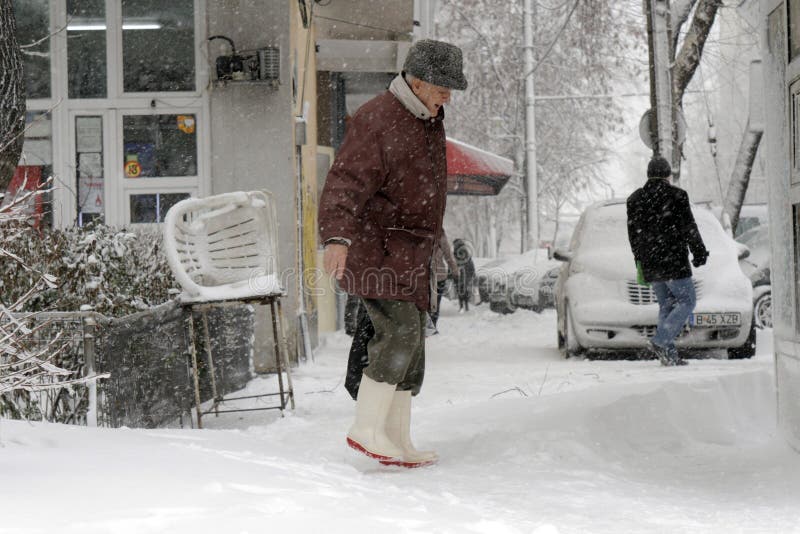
[129,192,190,223]
[9,112,54,229]
[790,0,800,62]
[122,114,198,178]
[67,0,108,98]
[15,0,51,99]
[791,79,800,185]
[122,0,196,93]
[14,0,206,227]
[75,115,104,225]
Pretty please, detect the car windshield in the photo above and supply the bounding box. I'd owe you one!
[737,224,769,248]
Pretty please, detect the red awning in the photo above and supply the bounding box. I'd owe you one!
[446,138,514,196]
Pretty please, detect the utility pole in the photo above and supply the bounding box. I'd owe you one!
[523,0,538,251]
[643,0,674,165]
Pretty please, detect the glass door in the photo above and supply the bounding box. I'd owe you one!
[69,110,113,226]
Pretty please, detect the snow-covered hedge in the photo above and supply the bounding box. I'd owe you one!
[0,222,177,316]
[1,192,116,421]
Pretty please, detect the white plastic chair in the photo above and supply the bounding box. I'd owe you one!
[162,191,293,428]
[163,190,282,303]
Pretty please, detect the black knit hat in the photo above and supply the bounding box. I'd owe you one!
[403,39,468,90]
[647,157,672,178]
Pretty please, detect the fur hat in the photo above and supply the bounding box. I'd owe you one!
[403,39,468,90]
[647,157,672,178]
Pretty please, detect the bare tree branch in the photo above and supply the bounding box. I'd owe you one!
[723,120,764,232]
[443,0,513,106]
[671,0,698,52]
[672,0,723,105]
[519,0,580,81]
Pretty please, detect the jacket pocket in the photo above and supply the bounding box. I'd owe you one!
[382,229,429,293]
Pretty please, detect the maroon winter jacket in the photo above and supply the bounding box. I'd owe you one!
[318,91,448,311]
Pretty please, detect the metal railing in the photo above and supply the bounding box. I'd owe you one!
[1,310,109,426]
[2,302,257,429]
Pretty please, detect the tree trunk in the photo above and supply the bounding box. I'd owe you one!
[671,0,697,52]
[672,0,722,103]
[670,0,722,184]
[0,0,25,192]
[723,119,764,234]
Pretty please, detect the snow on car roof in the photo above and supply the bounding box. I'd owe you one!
[581,203,732,255]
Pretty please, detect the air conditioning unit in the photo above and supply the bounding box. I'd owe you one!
[257,46,281,86]
[210,35,280,87]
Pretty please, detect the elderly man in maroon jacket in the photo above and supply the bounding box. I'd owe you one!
[318,39,467,468]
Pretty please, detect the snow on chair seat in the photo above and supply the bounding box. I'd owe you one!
[163,191,283,304]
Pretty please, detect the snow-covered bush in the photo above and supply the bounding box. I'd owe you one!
[0,187,102,420]
[0,220,177,316]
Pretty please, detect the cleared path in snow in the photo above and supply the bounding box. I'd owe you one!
[2,301,798,534]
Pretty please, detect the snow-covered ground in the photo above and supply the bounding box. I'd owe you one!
[3,301,799,534]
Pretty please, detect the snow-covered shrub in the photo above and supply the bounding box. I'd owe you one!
[0,220,177,316]
[1,187,105,420]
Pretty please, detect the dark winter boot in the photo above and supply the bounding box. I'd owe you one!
[667,346,688,366]
[649,340,672,366]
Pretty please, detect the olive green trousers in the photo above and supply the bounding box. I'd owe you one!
[361,298,427,395]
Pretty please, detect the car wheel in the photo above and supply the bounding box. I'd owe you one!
[728,320,756,360]
[753,290,772,329]
[561,302,582,358]
[490,299,516,314]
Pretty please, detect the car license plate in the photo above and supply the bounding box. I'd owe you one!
[690,313,741,327]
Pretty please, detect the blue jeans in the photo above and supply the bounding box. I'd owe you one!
[651,278,696,350]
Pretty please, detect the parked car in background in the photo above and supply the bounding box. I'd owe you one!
[475,249,557,314]
[554,200,755,359]
[475,257,510,306]
[736,223,772,329]
[509,262,561,312]
[734,204,768,239]
[542,218,579,260]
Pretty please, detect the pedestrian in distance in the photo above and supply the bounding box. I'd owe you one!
[626,156,709,366]
[319,39,468,468]
[453,238,475,312]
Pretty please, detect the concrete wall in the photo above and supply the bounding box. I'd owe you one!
[205,0,316,365]
[761,0,800,451]
[295,3,320,353]
[314,0,412,40]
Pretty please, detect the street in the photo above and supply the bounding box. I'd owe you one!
[2,301,798,534]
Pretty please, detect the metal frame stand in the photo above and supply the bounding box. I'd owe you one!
[183,294,294,429]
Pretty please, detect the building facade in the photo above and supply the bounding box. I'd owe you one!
[13,0,433,359]
[761,0,800,450]
[14,0,318,363]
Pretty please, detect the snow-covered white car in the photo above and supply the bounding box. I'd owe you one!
[476,249,554,314]
[509,262,561,312]
[553,200,755,359]
[736,223,772,329]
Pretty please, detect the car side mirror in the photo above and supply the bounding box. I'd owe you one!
[553,248,572,262]
[736,243,750,260]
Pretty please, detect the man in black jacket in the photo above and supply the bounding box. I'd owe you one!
[626,157,709,366]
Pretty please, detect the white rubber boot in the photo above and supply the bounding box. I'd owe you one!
[346,375,404,461]
[382,390,438,468]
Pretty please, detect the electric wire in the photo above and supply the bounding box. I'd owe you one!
[314,15,408,35]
